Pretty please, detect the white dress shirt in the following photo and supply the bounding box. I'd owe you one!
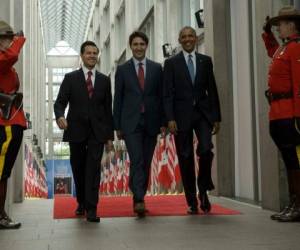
[82,65,96,87]
[132,57,147,78]
[182,49,197,73]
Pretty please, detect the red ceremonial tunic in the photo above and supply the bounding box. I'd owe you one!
[262,32,300,121]
[0,36,26,127]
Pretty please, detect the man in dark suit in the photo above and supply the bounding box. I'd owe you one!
[54,41,114,222]
[163,26,221,214]
[113,31,165,217]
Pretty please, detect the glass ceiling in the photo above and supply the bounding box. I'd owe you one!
[40,0,94,54]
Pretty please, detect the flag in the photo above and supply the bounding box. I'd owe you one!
[167,134,181,184]
[157,137,173,189]
[150,139,159,194]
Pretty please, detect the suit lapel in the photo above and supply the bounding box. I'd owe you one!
[93,71,100,95]
[194,53,203,85]
[78,68,89,96]
[179,52,193,87]
[144,59,152,93]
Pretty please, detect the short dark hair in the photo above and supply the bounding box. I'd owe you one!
[80,41,99,54]
[129,31,149,45]
[178,26,197,38]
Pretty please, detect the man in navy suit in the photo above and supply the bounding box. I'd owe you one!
[163,26,221,214]
[54,41,114,222]
[113,31,165,217]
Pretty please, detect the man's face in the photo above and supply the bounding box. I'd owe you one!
[0,37,13,51]
[178,28,197,53]
[80,45,99,69]
[130,37,148,61]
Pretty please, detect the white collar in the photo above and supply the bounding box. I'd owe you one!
[182,49,196,60]
[132,57,146,66]
[82,65,96,76]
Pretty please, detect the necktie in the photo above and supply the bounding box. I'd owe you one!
[86,71,94,98]
[137,62,145,112]
[137,62,145,90]
[187,54,195,84]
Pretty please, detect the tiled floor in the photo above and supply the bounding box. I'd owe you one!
[1,196,300,250]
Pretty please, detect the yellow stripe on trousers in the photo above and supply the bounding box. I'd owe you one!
[296,145,300,167]
[0,126,12,180]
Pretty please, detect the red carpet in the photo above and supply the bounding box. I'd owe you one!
[53,195,241,219]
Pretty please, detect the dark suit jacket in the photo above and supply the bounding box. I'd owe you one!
[54,68,114,143]
[163,51,221,131]
[113,58,164,136]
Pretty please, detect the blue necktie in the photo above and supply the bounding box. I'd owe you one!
[187,54,195,84]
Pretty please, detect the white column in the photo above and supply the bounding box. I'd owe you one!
[230,0,256,199]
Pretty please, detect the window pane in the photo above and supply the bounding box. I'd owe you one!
[53,142,70,157]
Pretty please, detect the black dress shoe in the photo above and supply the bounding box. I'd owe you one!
[199,191,211,213]
[75,204,85,216]
[86,216,100,223]
[86,210,100,223]
[0,215,21,230]
[187,206,198,215]
[134,202,146,217]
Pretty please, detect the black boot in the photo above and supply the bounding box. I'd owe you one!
[278,170,300,222]
[270,195,295,220]
[271,171,295,220]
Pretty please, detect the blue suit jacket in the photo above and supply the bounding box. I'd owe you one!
[113,58,164,136]
[163,51,221,131]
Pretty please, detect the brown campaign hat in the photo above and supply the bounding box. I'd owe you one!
[0,20,15,36]
[268,5,300,26]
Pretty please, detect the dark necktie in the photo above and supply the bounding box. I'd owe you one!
[187,54,195,84]
[137,62,145,90]
[137,62,145,112]
[86,71,94,98]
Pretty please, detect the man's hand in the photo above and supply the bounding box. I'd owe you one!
[56,117,68,130]
[106,140,114,152]
[168,120,178,135]
[160,126,167,138]
[212,122,220,135]
[116,130,123,140]
[263,16,271,33]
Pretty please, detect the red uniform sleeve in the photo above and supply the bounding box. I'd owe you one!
[262,32,279,58]
[289,42,300,117]
[0,36,26,74]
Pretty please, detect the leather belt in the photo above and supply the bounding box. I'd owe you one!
[265,90,293,103]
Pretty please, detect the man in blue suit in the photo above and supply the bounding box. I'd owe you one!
[113,31,165,217]
[163,26,221,214]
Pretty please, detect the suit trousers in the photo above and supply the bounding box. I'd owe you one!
[124,114,157,202]
[69,130,104,212]
[175,108,214,207]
